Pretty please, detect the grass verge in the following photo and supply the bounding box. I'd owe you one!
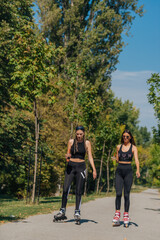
[0,185,146,224]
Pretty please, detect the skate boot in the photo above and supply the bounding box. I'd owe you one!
[123,212,129,228]
[112,210,120,227]
[53,208,67,222]
[74,210,81,225]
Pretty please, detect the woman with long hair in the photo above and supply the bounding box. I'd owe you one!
[53,126,97,224]
[112,129,140,227]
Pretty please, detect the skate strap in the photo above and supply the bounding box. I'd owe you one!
[123,214,130,221]
[75,210,80,214]
[114,212,120,220]
[115,212,120,216]
[123,213,128,217]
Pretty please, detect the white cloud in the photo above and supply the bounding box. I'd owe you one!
[111,70,157,131]
[112,70,153,81]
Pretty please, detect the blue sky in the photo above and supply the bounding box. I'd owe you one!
[111,0,160,132]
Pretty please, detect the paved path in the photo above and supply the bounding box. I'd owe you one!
[0,189,160,240]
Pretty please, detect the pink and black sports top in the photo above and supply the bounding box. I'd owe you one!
[71,140,86,160]
[118,144,133,162]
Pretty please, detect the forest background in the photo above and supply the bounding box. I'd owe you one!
[0,0,160,203]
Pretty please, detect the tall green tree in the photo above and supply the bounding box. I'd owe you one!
[7,12,64,202]
[146,144,160,187]
[112,98,140,134]
[95,114,121,193]
[37,0,144,131]
[137,126,151,147]
[0,0,34,110]
[147,73,160,143]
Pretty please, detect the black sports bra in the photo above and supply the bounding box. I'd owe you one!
[71,140,86,160]
[118,144,133,162]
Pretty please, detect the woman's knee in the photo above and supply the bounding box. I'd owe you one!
[124,192,130,200]
[63,185,70,195]
[116,192,122,198]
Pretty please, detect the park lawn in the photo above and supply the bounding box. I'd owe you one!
[0,185,146,224]
[0,192,109,224]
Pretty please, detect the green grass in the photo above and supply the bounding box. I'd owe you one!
[131,185,148,193]
[0,185,146,224]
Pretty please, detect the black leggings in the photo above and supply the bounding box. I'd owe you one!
[61,161,86,211]
[115,164,133,212]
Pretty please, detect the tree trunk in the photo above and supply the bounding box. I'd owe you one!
[70,74,79,138]
[107,149,111,194]
[32,98,39,203]
[96,141,105,193]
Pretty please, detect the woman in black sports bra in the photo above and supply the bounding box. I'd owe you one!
[112,129,140,227]
[53,126,97,223]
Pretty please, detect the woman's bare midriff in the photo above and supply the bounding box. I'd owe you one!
[70,158,85,163]
[118,161,131,164]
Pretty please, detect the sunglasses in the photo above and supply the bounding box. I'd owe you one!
[123,135,130,139]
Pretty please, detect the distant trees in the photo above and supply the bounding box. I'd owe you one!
[37,0,144,133]
[0,0,63,200]
[2,1,159,198]
[147,73,160,143]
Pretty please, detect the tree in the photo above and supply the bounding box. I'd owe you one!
[137,126,151,147]
[0,0,34,110]
[147,73,160,143]
[37,0,144,131]
[111,97,141,145]
[8,18,63,202]
[146,144,160,187]
[95,115,121,193]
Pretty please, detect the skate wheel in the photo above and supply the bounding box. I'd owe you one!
[124,224,128,228]
[112,223,120,227]
[53,219,64,223]
[76,220,80,225]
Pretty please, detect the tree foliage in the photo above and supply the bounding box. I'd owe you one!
[147,73,160,143]
[1,1,160,198]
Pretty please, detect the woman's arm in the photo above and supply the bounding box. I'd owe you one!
[65,139,73,161]
[133,145,140,178]
[86,140,97,179]
[116,145,121,163]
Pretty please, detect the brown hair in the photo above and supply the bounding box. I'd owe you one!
[121,129,136,146]
[74,126,86,153]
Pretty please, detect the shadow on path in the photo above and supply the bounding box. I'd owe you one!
[129,221,138,227]
[0,215,23,222]
[113,221,138,227]
[144,208,160,212]
[150,198,160,201]
[66,218,98,224]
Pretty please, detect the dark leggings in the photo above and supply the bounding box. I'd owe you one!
[115,164,133,212]
[61,161,86,211]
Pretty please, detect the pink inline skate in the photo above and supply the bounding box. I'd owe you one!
[123,212,129,228]
[112,210,120,226]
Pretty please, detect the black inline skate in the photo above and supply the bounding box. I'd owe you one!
[74,210,81,225]
[53,208,67,222]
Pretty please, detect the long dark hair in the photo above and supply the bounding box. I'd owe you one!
[74,126,86,153]
[121,129,136,146]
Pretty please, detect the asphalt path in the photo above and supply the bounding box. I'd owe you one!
[0,189,159,240]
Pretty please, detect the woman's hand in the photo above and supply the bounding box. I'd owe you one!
[65,153,71,161]
[136,171,140,178]
[93,169,97,180]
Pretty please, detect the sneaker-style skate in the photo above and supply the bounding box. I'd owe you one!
[74,210,81,225]
[123,212,129,228]
[112,211,120,226]
[53,208,67,222]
